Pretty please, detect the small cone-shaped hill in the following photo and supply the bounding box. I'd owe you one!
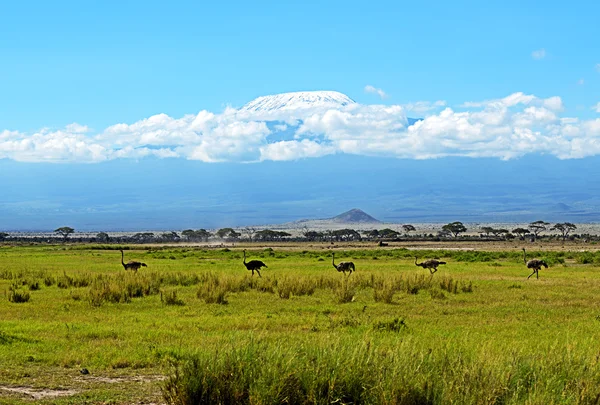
[330,209,381,224]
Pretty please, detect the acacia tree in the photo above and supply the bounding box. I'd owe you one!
[182,229,212,242]
[242,227,257,242]
[481,227,494,237]
[54,227,75,242]
[379,228,400,239]
[442,222,467,238]
[96,232,110,243]
[512,228,529,239]
[551,222,577,241]
[402,224,416,235]
[216,228,241,241]
[529,220,550,240]
[492,228,510,239]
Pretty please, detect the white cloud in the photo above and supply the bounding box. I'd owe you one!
[364,85,388,99]
[593,102,600,113]
[532,49,546,60]
[4,91,600,163]
[403,100,446,114]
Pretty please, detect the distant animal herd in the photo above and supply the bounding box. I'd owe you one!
[118,247,549,279]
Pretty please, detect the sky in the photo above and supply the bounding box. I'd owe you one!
[1,0,600,229]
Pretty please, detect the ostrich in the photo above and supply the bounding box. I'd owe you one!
[522,248,548,280]
[332,252,355,275]
[243,250,267,277]
[120,249,147,272]
[415,256,446,275]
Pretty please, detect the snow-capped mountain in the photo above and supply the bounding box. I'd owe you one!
[240,91,356,112]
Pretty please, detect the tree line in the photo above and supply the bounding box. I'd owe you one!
[0,221,585,244]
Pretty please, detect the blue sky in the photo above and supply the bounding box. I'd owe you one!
[1,1,600,229]
[1,0,599,132]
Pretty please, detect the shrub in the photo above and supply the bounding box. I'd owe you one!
[373,317,407,332]
[8,284,30,303]
[334,280,355,304]
[373,283,395,304]
[197,285,228,305]
[162,289,185,306]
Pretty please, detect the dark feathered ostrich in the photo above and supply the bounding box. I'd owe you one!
[415,256,446,275]
[523,248,548,280]
[332,252,355,275]
[243,250,267,277]
[120,249,147,272]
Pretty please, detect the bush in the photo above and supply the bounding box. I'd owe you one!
[162,289,185,306]
[373,317,407,333]
[333,280,355,304]
[8,284,30,303]
[197,285,228,305]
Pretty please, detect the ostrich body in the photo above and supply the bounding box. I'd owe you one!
[523,248,548,279]
[243,250,267,277]
[332,253,355,275]
[120,249,147,272]
[415,256,446,275]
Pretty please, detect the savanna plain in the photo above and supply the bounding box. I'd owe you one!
[2,242,600,404]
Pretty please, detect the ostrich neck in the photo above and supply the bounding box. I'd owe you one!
[121,251,125,266]
[523,249,527,264]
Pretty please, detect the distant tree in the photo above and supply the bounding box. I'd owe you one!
[512,228,530,239]
[195,229,212,241]
[216,228,241,240]
[442,222,467,238]
[480,227,494,237]
[181,229,211,242]
[0,232,9,241]
[54,227,75,242]
[181,229,196,240]
[365,229,380,239]
[529,220,550,240]
[161,231,180,242]
[379,228,400,239]
[96,232,110,243]
[242,227,257,242]
[303,230,324,241]
[551,222,577,241]
[132,232,155,243]
[255,229,291,241]
[491,229,510,238]
[331,228,361,242]
[402,224,416,235]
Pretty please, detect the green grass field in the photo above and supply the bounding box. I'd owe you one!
[2,244,600,404]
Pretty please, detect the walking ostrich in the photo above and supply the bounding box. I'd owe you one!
[120,249,147,272]
[243,250,267,277]
[415,256,446,275]
[332,252,355,275]
[523,248,548,279]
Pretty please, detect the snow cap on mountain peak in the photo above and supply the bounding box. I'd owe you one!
[240,90,356,113]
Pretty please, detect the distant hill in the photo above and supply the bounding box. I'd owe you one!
[330,209,381,224]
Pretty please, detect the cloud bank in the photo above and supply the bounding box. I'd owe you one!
[3,91,600,163]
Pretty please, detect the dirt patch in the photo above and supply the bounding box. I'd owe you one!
[0,385,79,400]
[79,375,166,384]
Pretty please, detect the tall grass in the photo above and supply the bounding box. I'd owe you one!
[162,338,600,405]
